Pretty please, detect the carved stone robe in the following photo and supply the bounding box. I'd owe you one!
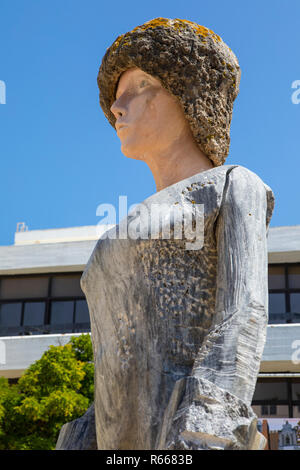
[60,164,275,450]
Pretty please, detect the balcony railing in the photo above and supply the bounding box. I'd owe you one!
[0,322,90,337]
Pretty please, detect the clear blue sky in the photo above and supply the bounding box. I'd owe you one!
[0,0,299,246]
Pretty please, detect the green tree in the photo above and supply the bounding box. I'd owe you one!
[0,333,93,450]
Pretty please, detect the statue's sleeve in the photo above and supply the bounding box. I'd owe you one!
[157,166,275,450]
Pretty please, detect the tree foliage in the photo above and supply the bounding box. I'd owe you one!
[0,334,94,450]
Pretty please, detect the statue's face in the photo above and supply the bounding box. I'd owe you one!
[110,67,191,160]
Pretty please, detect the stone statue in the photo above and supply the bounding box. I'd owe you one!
[56,18,274,451]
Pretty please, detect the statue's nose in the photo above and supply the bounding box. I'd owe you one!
[110,98,126,119]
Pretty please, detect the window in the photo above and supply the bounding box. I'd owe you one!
[23,302,45,326]
[268,293,286,322]
[291,383,300,401]
[290,294,300,321]
[253,380,288,401]
[0,303,22,327]
[51,275,83,297]
[260,405,278,416]
[0,273,90,336]
[293,406,300,418]
[0,276,48,299]
[268,266,285,289]
[289,266,300,289]
[75,300,90,323]
[268,263,300,324]
[252,378,300,418]
[50,301,74,325]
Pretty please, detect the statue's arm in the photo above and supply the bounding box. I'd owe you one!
[192,165,274,403]
[157,166,275,450]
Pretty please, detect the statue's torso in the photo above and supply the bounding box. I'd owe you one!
[81,164,247,449]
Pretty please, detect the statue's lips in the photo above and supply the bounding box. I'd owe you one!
[116,125,129,134]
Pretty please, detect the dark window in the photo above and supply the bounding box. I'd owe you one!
[75,300,90,323]
[0,273,89,336]
[50,301,74,325]
[0,303,22,326]
[290,293,300,316]
[51,275,83,298]
[268,266,285,289]
[23,302,45,326]
[292,382,300,401]
[268,263,300,324]
[252,378,300,418]
[269,293,286,322]
[0,276,48,300]
[253,380,288,402]
[289,266,300,289]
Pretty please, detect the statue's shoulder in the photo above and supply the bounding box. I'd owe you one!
[207,164,269,196]
[222,163,264,182]
[223,164,273,193]
[221,164,275,227]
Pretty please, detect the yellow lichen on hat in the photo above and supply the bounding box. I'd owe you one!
[132,17,171,32]
[110,18,223,54]
[131,18,222,43]
[174,19,222,42]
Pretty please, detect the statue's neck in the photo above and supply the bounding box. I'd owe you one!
[142,139,214,192]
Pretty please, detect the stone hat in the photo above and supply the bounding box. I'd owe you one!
[97,18,241,166]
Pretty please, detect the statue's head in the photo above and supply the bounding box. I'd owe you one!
[110,66,196,160]
[97,18,241,167]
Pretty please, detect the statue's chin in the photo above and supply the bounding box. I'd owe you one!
[120,143,144,161]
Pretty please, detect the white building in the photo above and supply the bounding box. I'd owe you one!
[0,224,300,419]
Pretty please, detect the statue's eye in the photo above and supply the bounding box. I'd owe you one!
[140,80,148,88]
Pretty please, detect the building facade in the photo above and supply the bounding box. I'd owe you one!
[0,224,300,425]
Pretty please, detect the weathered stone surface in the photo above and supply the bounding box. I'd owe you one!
[156,376,266,450]
[97,18,241,167]
[55,403,97,450]
[71,164,274,450]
